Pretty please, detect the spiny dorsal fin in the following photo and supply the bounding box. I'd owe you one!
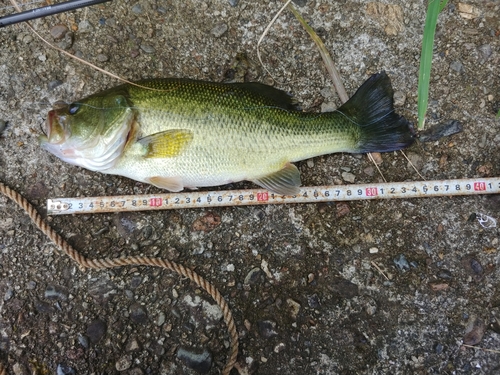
[231,82,299,111]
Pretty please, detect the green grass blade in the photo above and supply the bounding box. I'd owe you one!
[497,109,500,119]
[439,0,449,12]
[417,0,444,130]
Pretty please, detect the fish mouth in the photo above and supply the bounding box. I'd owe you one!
[45,110,55,139]
[41,109,66,145]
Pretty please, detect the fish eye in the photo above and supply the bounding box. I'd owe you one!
[68,103,80,115]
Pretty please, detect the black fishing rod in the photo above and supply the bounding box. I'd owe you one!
[0,0,112,28]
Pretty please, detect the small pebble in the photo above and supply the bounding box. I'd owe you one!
[125,289,134,299]
[131,3,143,14]
[141,225,153,240]
[307,294,321,309]
[321,102,336,112]
[478,44,492,60]
[244,267,264,286]
[286,298,301,320]
[369,152,383,165]
[12,363,27,375]
[405,152,423,170]
[469,258,483,275]
[365,302,377,315]
[257,320,278,339]
[48,80,63,90]
[307,273,315,283]
[140,44,156,54]
[341,172,355,183]
[125,338,141,352]
[274,342,286,353]
[156,312,166,326]
[393,91,406,106]
[96,54,109,62]
[78,20,93,33]
[22,34,33,44]
[211,23,228,38]
[434,343,444,354]
[450,60,464,73]
[3,288,14,301]
[56,364,76,375]
[320,87,333,98]
[228,0,239,6]
[363,166,374,176]
[129,303,148,325]
[86,319,107,344]
[463,317,486,345]
[115,355,132,371]
[336,202,350,217]
[369,247,379,254]
[429,282,449,291]
[45,285,68,301]
[439,154,448,168]
[50,24,68,40]
[57,31,74,50]
[437,269,452,279]
[393,254,410,272]
[77,334,89,349]
[177,347,213,373]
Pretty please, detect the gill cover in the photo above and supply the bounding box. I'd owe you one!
[40,93,135,171]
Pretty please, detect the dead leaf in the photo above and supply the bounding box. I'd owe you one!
[458,3,481,19]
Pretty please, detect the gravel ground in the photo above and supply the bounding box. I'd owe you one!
[1,0,500,374]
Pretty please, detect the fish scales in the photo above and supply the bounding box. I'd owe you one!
[124,79,359,185]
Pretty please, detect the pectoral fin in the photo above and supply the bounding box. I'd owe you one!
[139,130,193,158]
[147,176,184,192]
[252,163,301,195]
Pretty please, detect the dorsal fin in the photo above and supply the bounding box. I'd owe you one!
[231,82,299,111]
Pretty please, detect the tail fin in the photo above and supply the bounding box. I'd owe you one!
[338,71,414,152]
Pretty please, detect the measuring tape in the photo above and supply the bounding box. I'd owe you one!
[46,177,500,215]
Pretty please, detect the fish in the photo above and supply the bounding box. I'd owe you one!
[39,71,414,195]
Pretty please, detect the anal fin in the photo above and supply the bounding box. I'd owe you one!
[252,163,301,196]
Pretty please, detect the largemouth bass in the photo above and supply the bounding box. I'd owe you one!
[40,72,414,195]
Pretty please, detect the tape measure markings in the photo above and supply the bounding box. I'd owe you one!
[47,177,500,215]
